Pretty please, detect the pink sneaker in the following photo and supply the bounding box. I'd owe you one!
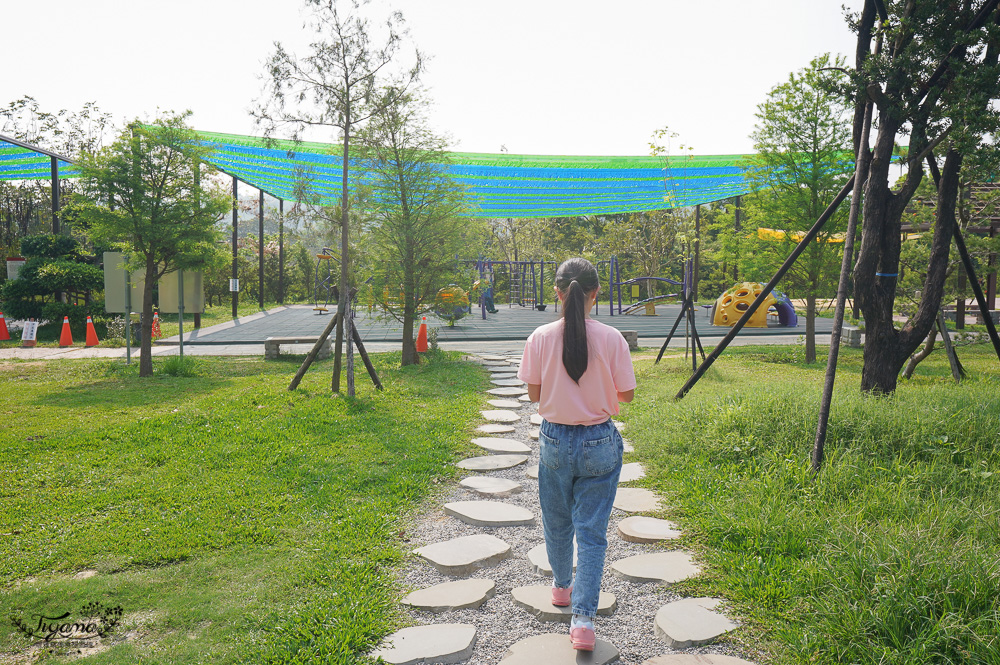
[570,624,596,651]
[551,585,572,607]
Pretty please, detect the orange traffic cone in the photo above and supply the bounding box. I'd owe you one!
[151,311,162,340]
[59,316,74,347]
[416,316,429,352]
[85,315,100,347]
[0,311,9,341]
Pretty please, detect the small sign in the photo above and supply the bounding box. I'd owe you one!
[6,257,26,280]
[22,320,38,347]
[631,284,640,299]
[230,278,240,292]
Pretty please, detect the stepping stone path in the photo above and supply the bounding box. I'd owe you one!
[653,598,738,649]
[617,516,682,543]
[481,409,520,423]
[511,585,617,622]
[457,454,528,471]
[477,423,516,434]
[374,624,477,665]
[499,634,620,665]
[389,351,749,665]
[402,579,496,612]
[444,501,535,527]
[487,398,523,409]
[527,542,577,576]
[613,487,662,512]
[618,462,646,483]
[414,534,512,576]
[622,439,635,453]
[488,386,528,396]
[459,476,522,497]
[611,552,700,584]
[471,437,532,454]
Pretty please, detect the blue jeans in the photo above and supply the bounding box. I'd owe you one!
[538,418,623,618]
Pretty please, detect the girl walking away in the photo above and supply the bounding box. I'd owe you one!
[516,258,636,651]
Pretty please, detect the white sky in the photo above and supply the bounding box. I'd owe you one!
[5,0,862,157]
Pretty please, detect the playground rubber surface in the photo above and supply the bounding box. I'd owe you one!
[172,303,839,345]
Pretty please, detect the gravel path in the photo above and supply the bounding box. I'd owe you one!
[391,352,751,664]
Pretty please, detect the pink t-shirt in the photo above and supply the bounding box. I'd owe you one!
[517,318,636,426]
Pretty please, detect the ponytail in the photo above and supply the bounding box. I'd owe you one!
[555,258,599,383]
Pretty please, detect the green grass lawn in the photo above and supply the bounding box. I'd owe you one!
[623,344,1000,664]
[0,352,485,664]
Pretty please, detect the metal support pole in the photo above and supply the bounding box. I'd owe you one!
[278,199,285,305]
[50,157,60,234]
[988,223,997,308]
[694,205,701,301]
[258,190,265,310]
[732,196,742,281]
[232,177,239,319]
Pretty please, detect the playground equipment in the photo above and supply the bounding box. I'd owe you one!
[711,282,798,327]
[313,248,340,314]
[434,285,471,326]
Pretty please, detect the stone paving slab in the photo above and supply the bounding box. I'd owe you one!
[491,378,526,386]
[618,462,646,483]
[414,534,512,576]
[529,428,540,440]
[617,516,682,543]
[477,423,517,434]
[527,542,577,576]
[526,464,539,479]
[373,623,477,665]
[622,440,635,453]
[459,476,523,497]
[457,454,529,471]
[499,633,620,665]
[518,393,532,401]
[530,413,544,425]
[612,420,625,431]
[481,409,520,423]
[471,437,532,454]
[479,355,508,361]
[490,372,518,379]
[444,501,535,527]
[488,386,529,396]
[613,488,662,512]
[511,585,617,622]
[611,552,700,584]
[641,655,756,665]
[487,399,523,409]
[402,579,497,612]
[653,598,738,649]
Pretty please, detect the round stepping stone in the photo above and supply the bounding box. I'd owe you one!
[477,423,516,434]
[490,372,518,380]
[459,476,523,497]
[402,579,496,612]
[529,428,539,440]
[479,355,507,361]
[373,623,477,665]
[491,378,526,387]
[488,387,528,396]
[530,413,543,425]
[526,542,578,576]
[487,399,522,409]
[518,393,532,402]
[526,464,539,479]
[613,488,662,512]
[457,454,528,471]
[612,419,625,431]
[654,598,738,649]
[611,551,700,584]
[618,462,646,483]
[481,409,519,423]
[444,501,535,527]
[499,633,619,665]
[472,437,532,454]
[511,585,616,622]
[483,362,509,368]
[617,516,681,543]
[622,439,635,453]
[642,655,756,665]
[414,534,512,576]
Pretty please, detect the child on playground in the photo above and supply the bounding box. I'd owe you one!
[516,257,636,651]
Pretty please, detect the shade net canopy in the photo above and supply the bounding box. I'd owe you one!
[0,138,77,181]
[197,131,751,217]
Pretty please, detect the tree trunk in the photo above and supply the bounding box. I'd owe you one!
[805,293,816,364]
[139,256,156,377]
[400,234,419,366]
[902,326,937,379]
